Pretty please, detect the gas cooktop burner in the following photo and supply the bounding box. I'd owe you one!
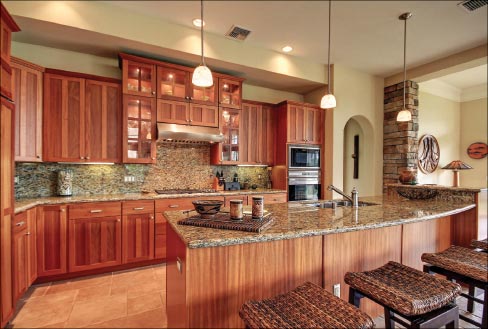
[154,189,217,195]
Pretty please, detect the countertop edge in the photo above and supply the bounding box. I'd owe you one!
[173,203,476,249]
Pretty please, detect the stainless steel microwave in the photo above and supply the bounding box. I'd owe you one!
[288,145,321,169]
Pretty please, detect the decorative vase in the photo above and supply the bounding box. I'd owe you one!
[57,169,73,196]
[399,168,417,185]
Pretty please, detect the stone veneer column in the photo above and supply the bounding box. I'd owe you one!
[383,80,419,186]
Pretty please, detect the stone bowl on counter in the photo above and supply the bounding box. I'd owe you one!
[396,187,439,200]
[192,200,224,219]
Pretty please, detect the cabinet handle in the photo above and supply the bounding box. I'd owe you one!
[176,257,183,273]
[25,232,31,236]
[80,156,85,160]
[168,205,179,208]
[16,221,25,227]
[133,207,145,210]
[89,209,103,213]
[151,91,156,95]
[36,155,40,159]
[149,215,154,220]
[86,156,91,160]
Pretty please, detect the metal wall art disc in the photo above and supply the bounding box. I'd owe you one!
[418,134,440,174]
[467,142,487,159]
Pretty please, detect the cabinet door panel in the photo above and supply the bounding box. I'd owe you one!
[123,60,156,97]
[12,227,27,302]
[189,104,218,127]
[37,205,67,277]
[26,207,37,285]
[304,107,323,145]
[154,213,167,260]
[262,105,275,165]
[69,216,122,272]
[122,213,155,263]
[157,66,189,101]
[157,100,189,125]
[85,80,121,162]
[287,104,305,143]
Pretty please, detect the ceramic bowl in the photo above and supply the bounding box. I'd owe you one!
[192,200,224,219]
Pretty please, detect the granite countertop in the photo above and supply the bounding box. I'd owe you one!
[165,195,476,249]
[14,189,286,214]
[385,183,485,193]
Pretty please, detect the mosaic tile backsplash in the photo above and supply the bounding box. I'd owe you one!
[15,143,269,199]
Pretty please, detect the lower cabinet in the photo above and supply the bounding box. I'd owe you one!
[68,202,122,272]
[122,201,155,264]
[37,205,67,277]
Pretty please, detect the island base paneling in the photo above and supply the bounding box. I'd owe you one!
[322,225,402,318]
[167,224,323,328]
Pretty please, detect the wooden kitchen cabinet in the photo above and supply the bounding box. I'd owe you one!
[224,195,248,207]
[210,108,241,164]
[68,202,122,272]
[123,95,157,164]
[12,58,43,162]
[0,3,20,101]
[26,208,37,286]
[37,205,67,277]
[219,78,242,109]
[286,102,323,145]
[262,192,287,204]
[44,71,122,163]
[122,201,155,264]
[121,57,156,97]
[157,99,218,128]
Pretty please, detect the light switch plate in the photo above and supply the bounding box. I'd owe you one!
[333,284,340,297]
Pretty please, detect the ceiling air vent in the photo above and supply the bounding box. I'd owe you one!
[457,0,487,12]
[225,25,251,41]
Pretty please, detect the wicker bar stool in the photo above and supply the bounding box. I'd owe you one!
[471,238,488,251]
[345,261,461,329]
[422,245,488,328]
[239,281,375,328]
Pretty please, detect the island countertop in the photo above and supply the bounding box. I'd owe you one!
[165,195,476,249]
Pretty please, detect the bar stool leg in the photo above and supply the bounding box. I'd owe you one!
[384,308,395,329]
[482,287,487,329]
[467,285,475,312]
[348,287,362,308]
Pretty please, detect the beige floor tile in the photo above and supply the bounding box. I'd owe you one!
[39,321,67,328]
[21,283,51,300]
[124,308,167,329]
[127,292,163,316]
[127,280,165,299]
[67,273,112,290]
[75,284,111,302]
[67,294,127,328]
[10,291,76,328]
[82,316,128,329]
[110,285,128,297]
[112,270,155,287]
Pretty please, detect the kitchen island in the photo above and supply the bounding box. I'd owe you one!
[165,194,481,328]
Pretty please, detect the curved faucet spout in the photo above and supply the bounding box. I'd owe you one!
[327,185,359,208]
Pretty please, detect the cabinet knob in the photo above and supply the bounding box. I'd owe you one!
[189,119,193,123]
[16,221,25,227]
[80,156,85,160]
[151,91,156,95]
[36,155,41,159]
[60,208,66,212]
[86,156,91,160]
[189,97,193,100]
[151,157,156,160]
[149,215,154,220]
[25,232,31,236]
[117,218,121,222]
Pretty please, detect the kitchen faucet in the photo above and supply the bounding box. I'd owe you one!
[327,185,359,208]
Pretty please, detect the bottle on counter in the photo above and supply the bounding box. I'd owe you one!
[229,199,243,220]
[251,196,264,220]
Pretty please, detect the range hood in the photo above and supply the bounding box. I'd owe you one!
[157,123,225,143]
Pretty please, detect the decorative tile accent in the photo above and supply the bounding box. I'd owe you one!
[15,142,268,199]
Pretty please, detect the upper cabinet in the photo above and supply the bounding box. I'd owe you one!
[282,101,323,145]
[122,58,156,97]
[12,57,43,162]
[219,78,242,109]
[0,3,20,101]
[43,70,122,163]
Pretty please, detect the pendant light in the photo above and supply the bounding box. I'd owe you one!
[320,0,336,109]
[396,12,412,122]
[192,0,213,87]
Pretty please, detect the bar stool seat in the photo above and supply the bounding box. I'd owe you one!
[422,245,488,328]
[471,238,488,251]
[345,261,460,328]
[239,282,375,329]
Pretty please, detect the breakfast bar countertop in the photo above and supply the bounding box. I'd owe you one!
[14,189,286,214]
[165,195,476,249]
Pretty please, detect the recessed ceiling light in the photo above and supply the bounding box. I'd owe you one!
[282,46,293,53]
[192,18,205,27]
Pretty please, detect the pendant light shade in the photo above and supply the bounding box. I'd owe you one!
[396,12,412,122]
[192,0,213,87]
[320,0,336,109]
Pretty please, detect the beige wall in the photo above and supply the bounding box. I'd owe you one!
[460,97,487,188]
[332,65,384,197]
[12,42,121,79]
[242,84,303,104]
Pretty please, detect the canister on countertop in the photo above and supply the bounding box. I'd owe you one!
[57,169,73,196]
[229,199,243,220]
[252,196,264,219]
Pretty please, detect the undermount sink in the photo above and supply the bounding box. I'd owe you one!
[306,200,377,208]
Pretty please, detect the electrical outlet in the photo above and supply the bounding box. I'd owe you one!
[124,176,135,183]
[14,176,19,184]
[333,284,341,297]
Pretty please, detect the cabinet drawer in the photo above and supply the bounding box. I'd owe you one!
[263,193,287,204]
[155,196,225,213]
[123,200,155,215]
[224,195,248,207]
[69,202,121,219]
[13,211,28,234]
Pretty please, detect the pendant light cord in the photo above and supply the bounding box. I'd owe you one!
[201,0,205,66]
[327,0,332,94]
[403,15,407,111]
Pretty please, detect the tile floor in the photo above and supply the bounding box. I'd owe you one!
[8,264,167,328]
[8,264,484,328]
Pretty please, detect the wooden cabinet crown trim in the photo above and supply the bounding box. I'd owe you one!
[242,99,275,107]
[44,68,120,84]
[275,100,321,109]
[1,3,21,31]
[11,57,45,72]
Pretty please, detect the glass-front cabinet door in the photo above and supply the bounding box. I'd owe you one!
[191,80,217,105]
[157,66,189,101]
[220,108,240,163]
[123,60,156,97]
[123,95,156,164]
[219,79,242,109]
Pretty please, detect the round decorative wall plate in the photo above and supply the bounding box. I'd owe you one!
[467,142,487,159]
[417,134,440,174]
